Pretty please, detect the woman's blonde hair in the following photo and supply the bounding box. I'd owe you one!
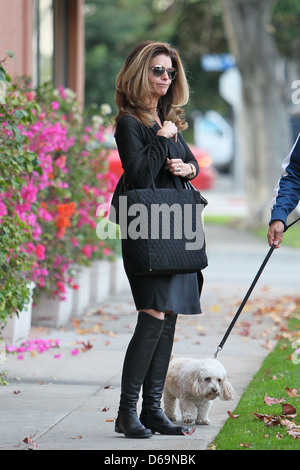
[115,41,189,131]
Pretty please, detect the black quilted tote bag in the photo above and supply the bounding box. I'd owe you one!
[119,182,208,275]
[113,142,208,275]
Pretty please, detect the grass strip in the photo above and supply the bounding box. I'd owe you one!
[211,316,300,450]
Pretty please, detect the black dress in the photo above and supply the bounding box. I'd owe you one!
[115,115,204,315]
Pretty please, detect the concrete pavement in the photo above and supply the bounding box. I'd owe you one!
[1,190,300,452]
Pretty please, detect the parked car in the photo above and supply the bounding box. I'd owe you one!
[186,145,216,190]
[194,110,234,172]
[105,134,216,192]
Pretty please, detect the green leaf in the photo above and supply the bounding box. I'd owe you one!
[5,51,15,59]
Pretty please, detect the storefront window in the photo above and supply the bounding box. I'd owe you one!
[33,0,54,85]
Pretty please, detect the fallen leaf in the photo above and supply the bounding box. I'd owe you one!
[237,321,251,337]
[285,387,300,398]
[264,393,285,406]
[196,326,206,332]
[262,339,272,350]
[253,413,282,427]
[287,429,300,439]
[209,304,220,312]
[80,341,93,351]
[227,411,239,419]
[286,424,300,439]
[280,418,293,426]
[13,390,21,395]
[281,403,297,416]
[70,435,83,439]
[22,433,38,450]
[207,442,216,450]
[71,319,81,328]
[239,442,251,448]
[101,406,110,412]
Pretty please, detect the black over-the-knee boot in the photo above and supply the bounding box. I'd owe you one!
[115,311,165,438]
[140,314,190,435]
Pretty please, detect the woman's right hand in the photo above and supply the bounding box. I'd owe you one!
[157,120,178,142]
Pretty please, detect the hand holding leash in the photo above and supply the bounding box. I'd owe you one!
[214,216,300,358]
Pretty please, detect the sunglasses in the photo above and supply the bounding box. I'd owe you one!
[151,65,177,81]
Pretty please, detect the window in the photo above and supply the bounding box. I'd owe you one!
[32,0,84,103]
[33,0,54,86]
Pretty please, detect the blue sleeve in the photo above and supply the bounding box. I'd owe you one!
[270,134,300,225]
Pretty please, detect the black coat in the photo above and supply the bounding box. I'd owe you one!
[114,115,203,315]
[115,115,199,190]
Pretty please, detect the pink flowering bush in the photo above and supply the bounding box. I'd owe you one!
[0,56,42,333]
[19,80,118,302]
[0,56,117,333]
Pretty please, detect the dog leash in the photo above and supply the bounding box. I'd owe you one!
[213,216,300,359]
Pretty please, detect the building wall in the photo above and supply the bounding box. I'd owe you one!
[0,0,85,104]
[0,0,34,79]
[67,0,85,105]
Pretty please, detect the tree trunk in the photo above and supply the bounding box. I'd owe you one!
[221,0,292,224]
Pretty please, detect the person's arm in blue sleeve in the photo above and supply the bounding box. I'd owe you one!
[268,134,300,247]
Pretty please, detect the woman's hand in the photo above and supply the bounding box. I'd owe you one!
[267,220,285,248]
[157,120,178,142]
[165,158,194,178]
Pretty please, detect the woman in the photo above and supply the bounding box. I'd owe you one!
[113,41,204,438]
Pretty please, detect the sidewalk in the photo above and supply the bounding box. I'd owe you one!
[1,188,300,451]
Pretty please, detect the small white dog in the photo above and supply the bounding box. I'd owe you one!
[163,357,234,425]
